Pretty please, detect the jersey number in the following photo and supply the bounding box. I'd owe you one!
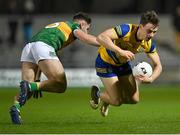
[45,22,60,28]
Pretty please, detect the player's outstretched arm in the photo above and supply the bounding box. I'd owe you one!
[73,29,100,47]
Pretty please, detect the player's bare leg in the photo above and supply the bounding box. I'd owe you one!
[10,62,38,124]
[92,75,139,117]
[38,59,67,93]
[27,67,42,99]
[18,59,67,106]
[100,77,124,106]
[118,74,139,104]
[18,59,67,97]
[90,77,122,109]
[35,67,41,81]
[99,75,140,104]
[19,62,38,103]
[10,59,68,124]
[92,77,122,117]
[90,85,111,116]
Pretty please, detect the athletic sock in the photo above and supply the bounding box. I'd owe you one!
[29,82,40,91]
[14,101,21,110]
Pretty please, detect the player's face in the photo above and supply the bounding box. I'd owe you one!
[79,20,91,33]
[140,23,158,41]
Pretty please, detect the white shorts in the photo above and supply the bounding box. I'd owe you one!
[21,41,59,64]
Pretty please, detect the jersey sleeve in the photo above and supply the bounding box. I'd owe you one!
[71,22,80,39]
[72,22,80,31]
[145,41,157,53]
[113,24,131,38]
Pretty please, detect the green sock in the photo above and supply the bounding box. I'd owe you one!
[29,82,40,91]
[14,101,21,110]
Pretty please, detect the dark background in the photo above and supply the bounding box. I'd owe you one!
[0,0,176,15]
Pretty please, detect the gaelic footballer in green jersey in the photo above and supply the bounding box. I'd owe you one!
[10,12,99,124]
[30,21,80,51]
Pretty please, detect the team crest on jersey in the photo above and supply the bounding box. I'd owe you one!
[49,51,57,57]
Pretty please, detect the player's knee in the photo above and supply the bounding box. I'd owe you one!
[52,77,67,93]
[56,81,67,93]
[129,97,139,104]
[111,99,122,106]
[61,82,67,93]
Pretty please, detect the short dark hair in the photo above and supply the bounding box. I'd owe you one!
[140,10,159,25]
[73,12,91,24]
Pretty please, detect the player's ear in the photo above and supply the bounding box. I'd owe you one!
[79,24,82,29]
[79,21,84,29]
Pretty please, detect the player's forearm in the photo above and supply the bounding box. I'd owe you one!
[151,64,162,82]
[147,53,162,82]
[75,31,100,47]
[83,34,100,47]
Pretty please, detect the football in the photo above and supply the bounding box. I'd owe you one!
[132,62,153,77]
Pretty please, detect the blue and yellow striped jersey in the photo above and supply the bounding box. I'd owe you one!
[98,23,157,66]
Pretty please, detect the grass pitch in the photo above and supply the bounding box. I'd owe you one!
[0,85,180,134]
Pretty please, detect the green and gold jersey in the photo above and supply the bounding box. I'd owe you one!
[30,21,80,51]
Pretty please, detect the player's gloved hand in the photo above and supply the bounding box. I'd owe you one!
[33,90,43,99]
[32,80,43,99]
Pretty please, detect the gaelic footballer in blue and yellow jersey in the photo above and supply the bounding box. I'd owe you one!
[96,23,157,77]
[90,11,162,117]
[99,23,156,66]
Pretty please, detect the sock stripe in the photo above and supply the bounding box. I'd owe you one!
[14,101,21,109]
[36,82,40,90]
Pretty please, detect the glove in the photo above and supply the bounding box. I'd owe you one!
[32,80,43,99]
[33,90,43,99]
